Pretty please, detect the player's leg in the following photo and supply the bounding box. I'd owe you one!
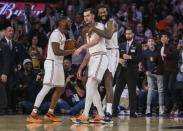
[26,84,53,123]
[90,54,109,123]
[27,60,53,123]
[103,49,118,123]
[44,63,65,122]
[44,87,64,122]
[73,77,98,123]
[104,69,113,114]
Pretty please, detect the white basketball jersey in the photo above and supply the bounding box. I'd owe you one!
[87,22,107,54]
[105,18,119,49]
[46,29,66,63]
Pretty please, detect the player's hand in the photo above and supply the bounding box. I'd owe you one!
[1,74,7,83]
[74,47,82,56]
[77,68,83,80]
[119,58,126,65]
[123,54,132,60]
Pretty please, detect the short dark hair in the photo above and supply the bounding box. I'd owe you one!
[160,31,170,38]
[58,16,69,23]
[96,4,110,13]
[5,25,13,30]
[125,26,135,33]
[57,16,70,26]
[147,36,155,40]
[84,8,95,15]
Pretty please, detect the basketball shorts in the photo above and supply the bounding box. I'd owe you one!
[43,59,65,87]
[88,53,108,82]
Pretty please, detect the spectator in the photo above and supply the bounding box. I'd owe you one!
[22,4,33,34]
[58,78,85,115]
[143,37,164,116]
[40,6,58,35]
[134,23,147,44]
[0,15,10,31]
[131,3,143,23]
[14,23,25,42]
[14,59,37,113]
[71,13,84,40]
[64,58,76,79]
[28,35,43,72]
[30,21,48,50]
[160,32,179,115]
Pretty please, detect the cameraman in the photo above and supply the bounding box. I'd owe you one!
[58,75,85,115]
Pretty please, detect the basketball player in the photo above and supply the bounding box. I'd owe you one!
[72,8,108,124]
[27,17,75,123]
[76,4,119,123]
[91,4,119,123]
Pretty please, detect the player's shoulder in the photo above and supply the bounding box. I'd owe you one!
[51,29,63,38]
[51,29,60,35]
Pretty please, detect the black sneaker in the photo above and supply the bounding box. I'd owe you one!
[146,113,152,117]
[130,113,138,118]
[102,112,113,124]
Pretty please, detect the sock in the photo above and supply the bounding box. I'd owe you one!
[31,108,38,116]
[83,78,98,118]
[32,108,38,114]
[48,108,54,114]
[93,90,104,117]
[106,103,112,115]
[34,85,53,108]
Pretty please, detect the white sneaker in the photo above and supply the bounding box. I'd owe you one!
[146,106,151,115]
[159,106,165,115]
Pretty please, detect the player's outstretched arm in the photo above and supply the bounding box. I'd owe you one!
[77,52,90,80]
[74,35,101,56]
[52,42,75,56]
[92,20,117,39]
[81,34,101,49]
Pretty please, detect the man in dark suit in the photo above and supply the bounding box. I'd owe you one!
[0,36,11,115]
[0,26,22,114]
[113,27,142,117]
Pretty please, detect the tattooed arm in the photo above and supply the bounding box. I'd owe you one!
[92,19,118,39]
[52,42,75,56]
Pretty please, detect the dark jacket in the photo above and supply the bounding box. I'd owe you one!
[0,41,11,75]
[143,48,164,75]
[119,40,142,71]
[0,38,22,74]
[163,43,179,72]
